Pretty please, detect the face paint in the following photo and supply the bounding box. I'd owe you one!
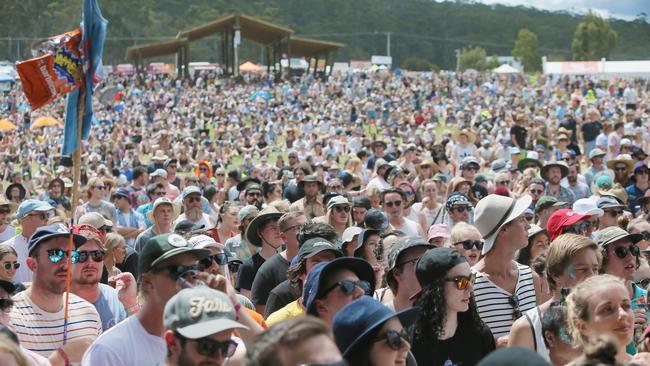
[567,264,576,280]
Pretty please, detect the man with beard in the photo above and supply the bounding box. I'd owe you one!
[289,175,324,219]
[541,161,576,205]
[562,164,591,200]
[70,225,138,331]
[10,224,102,360]
[175,186,216,229]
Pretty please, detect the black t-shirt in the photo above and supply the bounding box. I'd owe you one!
[411,317,495,366]
[559,118,578,144]
[116,247,139,281]
[251,254,291,306]
[236,253,266,291]
[264,280,300,318]
[581,121,602,142]
[510,125,527,148]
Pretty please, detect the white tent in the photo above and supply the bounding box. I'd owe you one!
[493,64,521,74]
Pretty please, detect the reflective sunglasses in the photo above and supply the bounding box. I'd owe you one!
[333,205,350,213]
[374,329,411,350]
[384,200,402,208]
[321,279,371,298]
[445,273,476,290]
[76,250,105,263]
[612,244,640,259]
[453,240,484,250]
[156,264,204,281]
[47,249,79,264]
[177,333,237,358]
[2,262,19,270]
[562,222,591,235]
[637,278,650,290]
[508,294,522,320]
[0,298,14,312]
[200,253,229,269]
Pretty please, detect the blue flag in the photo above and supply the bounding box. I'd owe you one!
[62,0,107,155]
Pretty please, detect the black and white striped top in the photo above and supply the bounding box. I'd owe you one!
[472,263,537,339]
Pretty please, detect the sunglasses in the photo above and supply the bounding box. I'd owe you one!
[47,249,79,264]
[28,212,51,220]
[199,167,209,172]
[200,253,229,269]
[384,200,402,208]
[94,186,107,190]
[445,273,476,290]
[2,262,19,270]
[562,222,592,235]
[76,250,105,264]
[374,329,411,350]
[156,264,204,281]
[529,189,543,195]
[453,240,484,250]
[508,294,522,320]
[185,196,202,203]
[154,191,166,197]
[176,333,237,358]
[451,206,470,213]
[612,244,640,259]
[0,298,14,312]
[216,173,225,177]
[0,208,10,214]
[321,279,371,298]
[606,210,624,217]
[497,180,510,185]
[333,206,350,213]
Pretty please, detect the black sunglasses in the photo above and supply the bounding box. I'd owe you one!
[384,200,402,208]
[445,273,476,290]
[508,294,522,320]
[453,240,483,250]
[2,262,19,270]
[529,189,543,195]
[562,222,591,235]
[333,206,350,213]
[76,250,105,263]
[176,332,237,358]
[185,196,201,203]
[0,208,10,214]
[199,253,229,269]
[451,206,470,213]
[606,210,624,217]
[321,279,371,298]
[612,244,640,259]
[374,329,411,350]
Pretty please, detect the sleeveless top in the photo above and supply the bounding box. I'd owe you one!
[472,263,537,339]
[524,306,550,361]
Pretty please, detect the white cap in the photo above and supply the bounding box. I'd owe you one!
[572,198,604,217]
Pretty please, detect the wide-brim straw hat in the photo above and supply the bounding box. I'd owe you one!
[606,154,635,172]
[415,159,440,175]
[0,196,18,214]
[452,129,477,144]
[474,194,532,255]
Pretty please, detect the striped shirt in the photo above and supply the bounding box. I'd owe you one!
[10,291,102,357]
[472,263,537,339]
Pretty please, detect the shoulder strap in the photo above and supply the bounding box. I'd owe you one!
[524,312,538,352]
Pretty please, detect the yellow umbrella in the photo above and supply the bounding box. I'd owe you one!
[31,116,63,129]
[0,119,16,131]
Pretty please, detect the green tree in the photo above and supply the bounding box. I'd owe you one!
[571,10,618,60]
[402,57,435,71]
[486,55,501,70]
[458,46,486,71]
[512,28,541,72]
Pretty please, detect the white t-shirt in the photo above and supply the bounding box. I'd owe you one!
[174,212,215,230]
[81,315,166,366]
[393,218,421,237]
[0,225,16,243]
[1,234,31,283]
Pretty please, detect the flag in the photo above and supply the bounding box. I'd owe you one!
[62,0,107,155]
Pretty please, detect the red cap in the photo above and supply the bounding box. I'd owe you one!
[546,209,589,242]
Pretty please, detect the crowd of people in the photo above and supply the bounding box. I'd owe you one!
[0,67,648,365]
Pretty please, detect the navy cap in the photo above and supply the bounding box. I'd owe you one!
[302,257,375,316]
[111,188,131,202]
[333,296,419,357]
[364,208,389,231]
[28,223,87,255]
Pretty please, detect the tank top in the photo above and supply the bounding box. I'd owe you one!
[524,306,550,361]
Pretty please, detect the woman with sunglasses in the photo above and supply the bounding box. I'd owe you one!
[324,196,353,239]
[509,234,601,360]
[595,226,650,355]
[0,245,24,294]
[517,224,550,267]
[410,247,495,366]
[449,222,483,266]
[333,295,418,366]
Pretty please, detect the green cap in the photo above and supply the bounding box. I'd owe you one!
[164,287,248,339]
[138,233,210,274]
[297,237,342,262]
[594,226,643,248]
[534,196,566,213]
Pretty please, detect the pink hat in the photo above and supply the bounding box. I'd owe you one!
[427,224,450,241]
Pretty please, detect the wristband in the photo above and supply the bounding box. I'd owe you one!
[126,304,140,314]
[234,302,242,321]
[57,347,70,366]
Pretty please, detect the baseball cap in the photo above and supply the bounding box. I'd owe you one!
[341,227,363,243]
[410,247,467,300]
[572,198,604,217]
[238,205,259,222]
[151,169,168,179]
[0,279,15,294]
[535,196,566,213]
[386,237,432,272]
[111,188,131,202]
[460,156,480,170]
[187,234,223,251]
[491,159,508,173]
[427,224,450,242]
[596,195,625,210]
[594,226,643,248]
[16,199,54,220]
[181,186,202,200]
[174,220,205,234]
[296,237,342,262]
[28,223,87,255]
[138,233,210,274]
[163,287,247,339]
[302,257,375,316]
[163,158,178,168]
[78,212,114,229]
[546,209,589,242]
[327,195,350,211]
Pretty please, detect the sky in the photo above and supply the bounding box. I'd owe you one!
[475,0,648,20]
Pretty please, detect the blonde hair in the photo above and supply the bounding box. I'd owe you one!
[449,222,480,245]
[345,157,362,172]
[566,274,626,348]
[104,232,125,252]
[0,333,31,366]
[545,234,601,292]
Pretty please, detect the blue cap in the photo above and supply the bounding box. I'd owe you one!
[302,257,375,316]
[332,296,419,357]
[16,199,54,220]
[28,223,87,255]
[111,188,131,202]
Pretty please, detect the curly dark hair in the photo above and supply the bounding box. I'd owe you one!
[411,280,484,345]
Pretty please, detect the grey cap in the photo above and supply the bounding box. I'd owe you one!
[164,287,248,339]
[491,159,508,173]
[238,205,259,222]
[589,148,607,160]
[596,196,625,210]
[387,237,432,272]
[181,185,202,200]
[594,226,643,247]
[327,195,351,211]
[151,169,168,179]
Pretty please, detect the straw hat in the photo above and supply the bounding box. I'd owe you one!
[606,154,635,172]
[151,150,169,162]
[452,129,477,144]
[415,159,440,175]
[0,196,18,214]
[474,194,532,255]
[147,197,181,223]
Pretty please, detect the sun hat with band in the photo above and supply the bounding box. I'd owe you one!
[332,296,419,357]
[0,196,18,215]
[594,226,643,248]
[410,247,469,300]
[541,161,569,180]
[474,194,532,255]
[164,287,248,339]
[546,209,590,242]
[245,206,283,247]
